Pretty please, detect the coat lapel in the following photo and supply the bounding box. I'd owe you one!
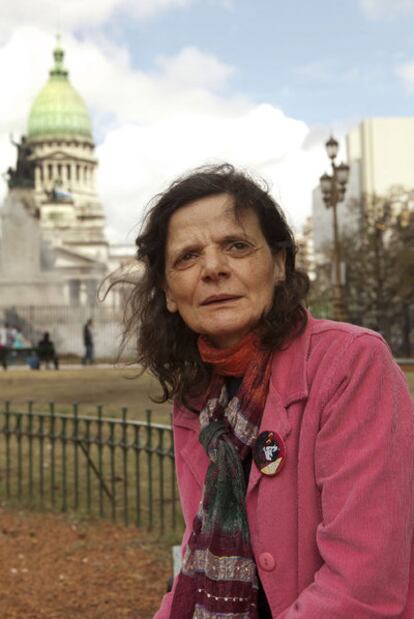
[174,406,207,489]
[247,382,293,494]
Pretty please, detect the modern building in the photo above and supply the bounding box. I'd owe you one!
[347,117,414,197]
[312,117,414,255]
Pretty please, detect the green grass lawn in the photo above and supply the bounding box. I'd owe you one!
[0,367,172,424]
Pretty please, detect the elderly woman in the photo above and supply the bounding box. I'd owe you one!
[126,164,413,618]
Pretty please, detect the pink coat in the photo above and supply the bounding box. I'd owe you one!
[154,315,414,618]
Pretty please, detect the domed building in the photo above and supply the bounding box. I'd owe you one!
[0,40,133,356]
[27,40,107,261]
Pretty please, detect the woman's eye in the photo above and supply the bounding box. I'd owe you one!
[230,241,250,252]
[176,252,196,265]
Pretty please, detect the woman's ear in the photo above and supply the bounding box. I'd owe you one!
[164,287,178,313]
[273,250,286,284]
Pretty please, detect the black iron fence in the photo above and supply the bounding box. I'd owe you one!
[0,403,182,535]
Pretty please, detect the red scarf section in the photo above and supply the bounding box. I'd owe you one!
[197,331,259,377]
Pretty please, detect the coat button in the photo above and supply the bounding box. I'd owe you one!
[258,552,275,571]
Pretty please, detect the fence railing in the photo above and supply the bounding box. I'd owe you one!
[0,403,182,535]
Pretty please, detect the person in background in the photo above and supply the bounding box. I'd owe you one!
[12,327,28,349]
[37,332,59,370]
[82,318,94,365]
[123,164,413,618]
[0,322,8,370]
[6,323,16,349]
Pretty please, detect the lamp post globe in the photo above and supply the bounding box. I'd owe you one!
[325,135,339,160]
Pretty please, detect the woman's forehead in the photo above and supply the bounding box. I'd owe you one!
[166,194,261,243]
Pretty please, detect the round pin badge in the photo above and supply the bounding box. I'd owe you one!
[253,430,286,476]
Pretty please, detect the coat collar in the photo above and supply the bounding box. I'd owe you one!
[267,309,312,407]
[173,310,313,431]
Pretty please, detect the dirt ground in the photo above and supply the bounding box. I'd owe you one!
[0,505,172,619]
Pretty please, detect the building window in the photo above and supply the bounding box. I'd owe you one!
[48,164,53,180]
[67,165,71,180]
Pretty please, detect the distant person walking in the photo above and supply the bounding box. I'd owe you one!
[0,323,17,369]
[82,318,94,365]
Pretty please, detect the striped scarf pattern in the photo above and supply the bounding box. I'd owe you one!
[170,333,273,619]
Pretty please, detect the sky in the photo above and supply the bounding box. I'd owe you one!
[0,0,414,243]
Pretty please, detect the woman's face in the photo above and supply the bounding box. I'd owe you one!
[164,193,285,349]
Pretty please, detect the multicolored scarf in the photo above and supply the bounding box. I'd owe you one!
[170,332,273,619]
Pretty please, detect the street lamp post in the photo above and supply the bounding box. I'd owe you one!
[319,136,350,322]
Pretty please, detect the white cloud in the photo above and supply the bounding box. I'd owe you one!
[0,25,326,245]
[0,0,195,37]
[155,47,236,91]
[360,0,414,18]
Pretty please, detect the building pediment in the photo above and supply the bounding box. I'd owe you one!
[53,246,106,271]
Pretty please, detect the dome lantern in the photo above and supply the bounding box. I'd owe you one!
[49,36,68,79]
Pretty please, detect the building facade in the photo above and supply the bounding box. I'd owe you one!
[0,40,135,356]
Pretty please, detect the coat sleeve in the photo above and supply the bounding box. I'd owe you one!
[276,334,414,618]
[153,586,174,619]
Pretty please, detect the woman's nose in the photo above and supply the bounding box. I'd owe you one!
[201,249,230,280]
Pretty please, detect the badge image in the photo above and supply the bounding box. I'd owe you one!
[253,430,286,476]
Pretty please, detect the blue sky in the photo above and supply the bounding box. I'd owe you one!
[99,0,414,123]
[0,0,413,241]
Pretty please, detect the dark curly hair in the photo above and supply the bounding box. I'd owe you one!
[122,164,309,405]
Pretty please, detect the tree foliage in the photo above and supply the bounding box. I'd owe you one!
[309,189,414,356]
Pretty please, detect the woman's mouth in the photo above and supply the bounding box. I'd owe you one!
[201,295,242,306]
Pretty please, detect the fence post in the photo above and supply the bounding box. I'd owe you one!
[27,401,34,499]
[109,420,116,522]
[134,424,141,528]
[61,414,68,512]
[73,403,79,510]
[97,405,104,518]
[85,416,92,513]
[39,411,45,505]
[4,401,11,498]
[49,401,56,507]
[146,409,153,531]
[121,407,129,526]
[16,408,23,499]
[158,428,165,535]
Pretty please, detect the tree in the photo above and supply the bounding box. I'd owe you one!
[310,188,414,356]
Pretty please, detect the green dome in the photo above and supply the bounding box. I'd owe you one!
[27,42,93,142]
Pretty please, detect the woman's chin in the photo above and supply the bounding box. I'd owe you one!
[202,325,252,349]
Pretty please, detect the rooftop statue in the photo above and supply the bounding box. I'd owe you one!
[4,135,36,189]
